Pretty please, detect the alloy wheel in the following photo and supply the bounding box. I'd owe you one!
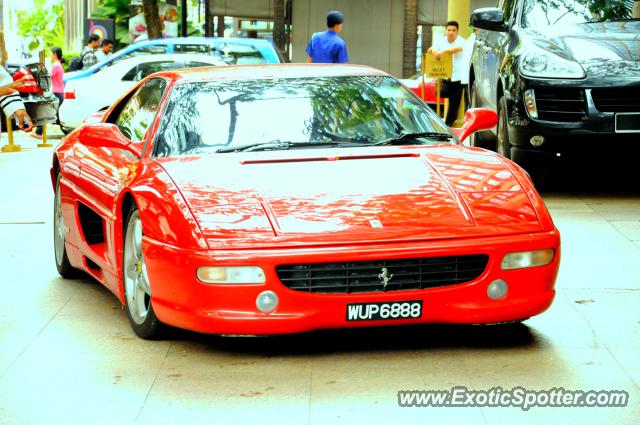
[123,211,151,325]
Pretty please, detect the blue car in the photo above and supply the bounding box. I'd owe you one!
[65,37,282,83]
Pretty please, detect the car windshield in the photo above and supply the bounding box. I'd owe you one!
[153,75,450,157]
[522,0,639,27]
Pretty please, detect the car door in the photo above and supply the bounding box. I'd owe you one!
[75,78,167,268]
[481,0,518,111]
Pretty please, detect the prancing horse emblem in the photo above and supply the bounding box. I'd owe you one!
[378,267,393,289]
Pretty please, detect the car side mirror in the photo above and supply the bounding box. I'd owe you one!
[470,7,508,32]
[78,123,142,158]
[451,108,498,144]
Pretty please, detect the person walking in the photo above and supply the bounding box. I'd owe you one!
[31,47,65,139]
[428,21,466,126]
[0,66,33,132]
[306,10,349,64]
[95,39,114,63]
[81,34,100,70]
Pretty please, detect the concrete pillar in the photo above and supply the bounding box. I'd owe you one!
[447,0,470,37]
[216,15,224,37]
[421,24,432,59]
[402,0,418,78]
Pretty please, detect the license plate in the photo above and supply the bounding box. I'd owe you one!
[615,113,640,133]
[346,300,422,321]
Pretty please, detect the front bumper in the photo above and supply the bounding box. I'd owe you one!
[505,82,640,161]
[20,92,59,127]
[143,230,560,335]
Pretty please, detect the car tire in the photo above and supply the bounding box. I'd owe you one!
[496,97,549,190]
[468,81,494,149]
[496,95,513,159]
[122,204,164,339]
[54,174,82,278]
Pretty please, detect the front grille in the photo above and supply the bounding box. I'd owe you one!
[276,254,489,294]
[534,88,586,122]
[591,87,640,112]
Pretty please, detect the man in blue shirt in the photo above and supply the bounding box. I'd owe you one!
[306,11,349,64]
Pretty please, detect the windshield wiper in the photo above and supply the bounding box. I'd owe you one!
[372,132,454,146]
[215,139,369,153]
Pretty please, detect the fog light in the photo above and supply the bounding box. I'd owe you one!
[530,135,545,147]
[256,290,279,313]
[501,249,555,270]
[524,89,538,119]
[487,279,508,300]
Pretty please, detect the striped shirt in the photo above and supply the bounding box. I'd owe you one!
[0,66,26,119]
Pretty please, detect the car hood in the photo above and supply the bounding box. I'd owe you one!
[157,147,543,249]
[524,21,640,78]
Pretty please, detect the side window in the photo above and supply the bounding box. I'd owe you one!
[215,43,266,65]
[186,61,216,68]
[114,78,167,142]
[174,44,212,55]
[122,61,181,82]
[112,45,168,65]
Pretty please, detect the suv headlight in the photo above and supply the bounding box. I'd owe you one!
[519,50,585,79]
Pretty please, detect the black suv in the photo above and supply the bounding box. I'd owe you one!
[469,0,640,181]
[4,59,59,128]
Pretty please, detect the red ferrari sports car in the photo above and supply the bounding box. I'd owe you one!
[51,64,560,339]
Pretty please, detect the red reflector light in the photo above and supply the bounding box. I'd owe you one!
[64,90,76,99]
[13,68,38,93]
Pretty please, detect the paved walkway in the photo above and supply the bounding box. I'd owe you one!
[0,131,639,424]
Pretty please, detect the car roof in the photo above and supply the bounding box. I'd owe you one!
[130,36,273,47]
[163,64,389,82]
[81,37,274,73]
[107,53,227,67]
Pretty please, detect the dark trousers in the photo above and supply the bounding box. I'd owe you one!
[35,93,64,135]
[445,80,463,126]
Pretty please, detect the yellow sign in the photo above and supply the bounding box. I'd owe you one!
[424,52,452,79]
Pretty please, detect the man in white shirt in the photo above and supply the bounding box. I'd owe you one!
[428,21,466,126]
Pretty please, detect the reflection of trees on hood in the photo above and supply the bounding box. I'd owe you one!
[587,0,634,20]
[581,58,640,77]
[522,0,634,26]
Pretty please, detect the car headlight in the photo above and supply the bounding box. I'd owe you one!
[501,249,555,270]
[519,50,585,79]
[197,266,266,284]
